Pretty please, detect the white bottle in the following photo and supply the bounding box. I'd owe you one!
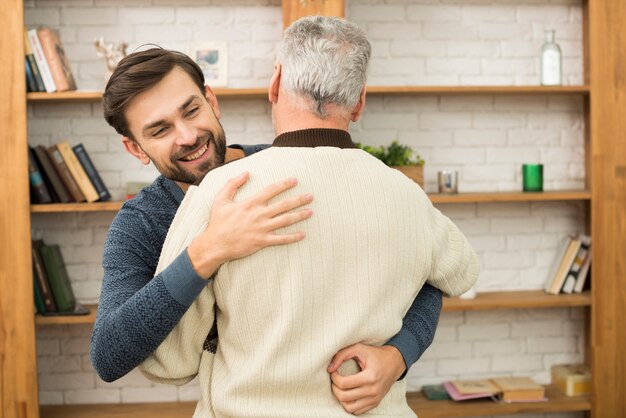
[541,30,562,86]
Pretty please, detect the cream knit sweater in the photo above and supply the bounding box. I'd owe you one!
[140,145,479,418]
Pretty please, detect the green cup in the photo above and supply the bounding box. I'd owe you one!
[522,164,543,192]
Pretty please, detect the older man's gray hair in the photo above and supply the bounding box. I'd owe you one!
[278,16,371,119]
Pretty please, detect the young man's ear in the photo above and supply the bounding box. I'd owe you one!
[122,137,151,165]
[268,63,282,104]
[350,85,367,122]
[204,85,221,119]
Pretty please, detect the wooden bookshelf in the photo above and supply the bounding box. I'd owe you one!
[40,387,590,418]
[35,304,98,325]
[30,190,591,213]
[26,85,590,103]
[443,290,591,312]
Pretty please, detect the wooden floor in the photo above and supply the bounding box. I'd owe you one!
[41,387,590,418]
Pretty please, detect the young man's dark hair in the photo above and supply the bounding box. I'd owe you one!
[103,48,205,139]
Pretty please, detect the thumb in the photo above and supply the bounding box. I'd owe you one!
[328,343,365,373]
[218,171,249,202]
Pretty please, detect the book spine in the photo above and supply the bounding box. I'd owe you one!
[57,141,99,202]
[25,58,37,92]
[32,240,58,312]
[72,144,111,201]
[47,145,86,202]
[40,244,76,312]
[27,28,56,93]
[24,29,46,92]
[28,147,53,204]
[33,275,46,314]
[33,145,72,203]
[37,27,69,92]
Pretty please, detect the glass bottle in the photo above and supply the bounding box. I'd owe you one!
[541,30,562,86]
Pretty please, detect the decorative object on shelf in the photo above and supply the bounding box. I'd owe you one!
[551,364,591,397]
[438,170,458,194]
[356,141,425,187]
[522,163,543,192]
[95,37,128,84]
[188,42,228,87]
[540,29,562,86]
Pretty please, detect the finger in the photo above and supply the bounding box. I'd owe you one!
[216,172,249,202]
[266,209,313,231]
[249,178,298,205]
[330,370,371,390]
[341,397,375,415]
[265,193,314,218]
[331,384,373,403]
[263,231,306,246]
[328,344,365,373]
[352,400,380,416]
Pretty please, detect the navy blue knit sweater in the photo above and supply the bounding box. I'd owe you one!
[90,144,442,382]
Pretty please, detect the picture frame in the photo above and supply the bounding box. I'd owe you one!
[188,42,228,87]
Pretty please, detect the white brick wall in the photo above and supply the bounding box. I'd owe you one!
[27,0,586,415]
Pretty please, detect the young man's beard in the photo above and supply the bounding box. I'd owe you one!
[149,129,227,186]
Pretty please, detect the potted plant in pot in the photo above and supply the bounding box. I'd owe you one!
[356,141,425,187]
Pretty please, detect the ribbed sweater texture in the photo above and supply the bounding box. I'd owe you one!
[140,131,479,417]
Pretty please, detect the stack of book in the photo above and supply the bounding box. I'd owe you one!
[28,141,111,204]
[544,234,592,295]
[422,377,547,403]
[32,239,89,316]
[24,26,76,93]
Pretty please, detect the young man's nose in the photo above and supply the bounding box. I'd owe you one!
[176,123,197,146]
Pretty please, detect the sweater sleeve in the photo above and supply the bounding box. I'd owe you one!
[90,210,207,383]
[384,283,442,379]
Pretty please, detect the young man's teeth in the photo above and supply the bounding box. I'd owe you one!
[183,144,208,161]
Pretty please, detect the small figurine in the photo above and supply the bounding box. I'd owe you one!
[94,37,128,84]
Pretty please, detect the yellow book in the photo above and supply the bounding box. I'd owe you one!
[551,364,591,396]
[451,379,499,395]
[56,141,99,202]
[492,377,546,401]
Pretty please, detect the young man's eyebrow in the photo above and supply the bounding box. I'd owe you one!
[142,95,200,133]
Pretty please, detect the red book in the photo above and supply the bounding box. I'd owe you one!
[36,27,76,92]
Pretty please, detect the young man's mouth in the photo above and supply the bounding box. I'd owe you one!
[180,140,211,162]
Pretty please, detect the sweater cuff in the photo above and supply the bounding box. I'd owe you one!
[161,249,208,307]
[385,328,419,380]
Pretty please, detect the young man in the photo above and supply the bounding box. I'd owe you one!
[139,17,478,417]
[92,44,443,413]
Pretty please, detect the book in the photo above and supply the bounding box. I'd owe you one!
[56,141,99,202]
[443,381,496,401]
[28,147,53,204]
[33,275,45,314]
[72,143,111,201]
[33,145,72,203]
[39,244,76,312]
[47,144,86,202]
[545,237,582,295]
[26,28,56,93]
[36,27,76,92]
[491,377,546,402]
[24,29,45,92]
[25,58,37,92]
[561,234,591,293]
[422,384,451,400]
[574,235,592,293]
[32,239,57,312]
[551,364,591,396]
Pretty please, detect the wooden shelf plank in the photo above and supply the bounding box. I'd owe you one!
[35,304,97,325]
[36,292,590,326]
[41,387,590,418]
[443,290,591,312]
[30,190,590,213]
[409,386,591,418]
[27,85,590,102]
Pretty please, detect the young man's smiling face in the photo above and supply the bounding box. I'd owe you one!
[123,66,227,187]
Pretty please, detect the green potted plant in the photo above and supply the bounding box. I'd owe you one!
[356,141,425,187]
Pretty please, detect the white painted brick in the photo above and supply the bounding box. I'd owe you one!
[453,218,490,234]
[58,27,77,43]
[438,357,491,375]
[467,235,506,252]
[458,323,510,341]
[362,113,419,130]
[36,324,68,338]
[506,233,561,250]
[543,353,585,369]
[119,7,175,24]
[433,204,477,219]
[462,5,515,22]
[474,339,525,356]
[484,250,534,269]
[370,58,425,76]
[390,40,447,57]
[423,22,478,40]
[462,164,515,182]
[135,25,190,43]
[447,41,499,57]
[67,324,95,338]
[82,355,96,372]
[495,96,548,111]
[78,25,135,45]
[252,23,282,42]
[39,391,64,406]
[473,113,526,129]
[64,388,121,404]
[508,129,560,146]
[543,216,582,233]
[438,311,465,326]
[517,5,570,22]
[492,355,543,372]
[72,245,105,264]
[72,280,103,303]
[431,147,485,164]
[464,310,519,324]
[61,8,117,25]
[512,320,564,337]
[486,146,540,163]
[478,22,532,40]
[501,41,538,58]
[235,7,281,23]
[383,96,439,112]
[426,58,480,76]
[37,339,61,357]
[475,270,520,291]
[491,218,544,233]
[38,355,82,374]
[441,96,493,111]
[460,75,514,86]
[528,337,578,353]
[422,341,472,360]
[453,129,504,146]
[28,118,72,136]
[39,372,95,391]
[61,337,90,355]
[482,58,535,76]
[477,202,530,217]
[367,23,421,41]
[121,386,178,403]
[528,112,582,129]
[520,267,551,288]
[25,8,61,25]
[532,22,582,41]
[419,112,472,129]
[350,6,406,22]
[433,325,457,342]
[407,5,462,21]
[176,7,232,24]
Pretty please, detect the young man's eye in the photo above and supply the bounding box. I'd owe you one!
[152,127,168,137]
[186,107,199,117]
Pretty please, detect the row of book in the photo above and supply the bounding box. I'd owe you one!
[32,239,88,316]
[24,26,76,93]
[544,234,592,295]
[28,141,111,204]
[423,376,546,403]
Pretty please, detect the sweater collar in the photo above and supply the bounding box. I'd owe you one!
[272,128,356,149]
[163,176,185,204]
